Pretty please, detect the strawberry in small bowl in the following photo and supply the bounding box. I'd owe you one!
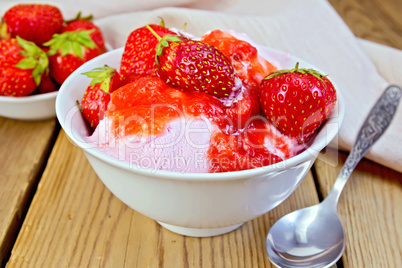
[0,35,58,120]
[0,4,107,120]
[56,24,344,237]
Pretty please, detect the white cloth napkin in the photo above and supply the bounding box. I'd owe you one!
[1,0,401,172]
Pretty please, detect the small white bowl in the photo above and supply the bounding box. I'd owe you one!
[0,91,58,120]
[56,47,345,237]
[0,44,113,121]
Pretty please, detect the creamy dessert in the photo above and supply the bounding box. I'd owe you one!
[81,24,337,173]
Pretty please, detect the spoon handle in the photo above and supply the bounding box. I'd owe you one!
[327,85,402,204]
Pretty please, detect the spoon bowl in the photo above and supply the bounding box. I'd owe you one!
[266,200,345,268]
[266,85,402,268]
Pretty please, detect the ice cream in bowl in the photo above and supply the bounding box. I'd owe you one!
[56,24,344,237]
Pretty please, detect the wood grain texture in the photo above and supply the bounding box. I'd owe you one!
[6,131,320,268]
[328,0,402,50]
[314,148,402,268]
[0,118,56,266]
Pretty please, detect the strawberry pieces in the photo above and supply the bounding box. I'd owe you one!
[259,63,337,143]
[107,76,226,137]
[208,122,283,173]
[101,75,285,173]
[81,65,121,129]
[120,23,175,83]
[2,4,63,46]
[0,37,49,96]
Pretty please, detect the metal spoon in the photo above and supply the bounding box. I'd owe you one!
[266,85,402,268]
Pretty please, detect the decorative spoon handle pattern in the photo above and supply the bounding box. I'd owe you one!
[341,85,402,178]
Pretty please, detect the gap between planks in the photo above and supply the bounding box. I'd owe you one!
[1,123,60,268]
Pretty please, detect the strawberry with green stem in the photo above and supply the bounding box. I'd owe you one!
[44,14,106,85]
[80,65,121,129]
[259,62,337,144]
[119,20,175,84]
[63,12,106,54]
[146,25,243,100]
[0,36,49,96]
[44,28,102,85]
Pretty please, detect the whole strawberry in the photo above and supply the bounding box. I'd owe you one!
[38,73,58,94]
[37,47,58,94]
[63,12,106,54]
[120,22,175,83]
[147,25,242,100]
[80,65,121,129]
[2,4,63,46]
[0,37,48,96]
[259,63,337,143]
[44,25,104,85]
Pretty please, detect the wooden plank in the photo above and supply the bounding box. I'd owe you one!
[314,148,402,268]
[0,118,56,266]
[6,131,320,267]
[328,0,402,50]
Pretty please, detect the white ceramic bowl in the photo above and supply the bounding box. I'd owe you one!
[0,44,113,121]
[56,47,345,237]
[0,91,58,120]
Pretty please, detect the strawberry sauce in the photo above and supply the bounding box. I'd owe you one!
[107,74,287,172]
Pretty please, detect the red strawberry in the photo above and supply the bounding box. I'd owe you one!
[63,12,106,54]
[201,29,277,91]
[259,63,337,144]
[80,65,121,129]
[38,73,58,94]
[120,22,175,83]
[0,37,49,96]
[147,26,242,100]
[2,4,63,46]
[37,47,58,94]
[44,27,104,85]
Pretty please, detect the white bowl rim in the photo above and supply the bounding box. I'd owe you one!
[56,46,345,181]
[0,91,58,103]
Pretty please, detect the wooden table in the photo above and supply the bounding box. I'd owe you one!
[1,0,401,267]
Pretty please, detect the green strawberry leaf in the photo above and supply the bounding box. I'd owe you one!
[31,65,43,85]
[65,12,93,23]
[15,36,49,86]
[60,41,69,56]
[265,62,328,83]
[81,65,116,93]
[72,42,83,59]
[76,33,96,48]
[99,77,112,92]
[43,30,96,60]
[17,37,37,54]
[158,17,166,28]
[15,58,37,69]
[146,24,182,69]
